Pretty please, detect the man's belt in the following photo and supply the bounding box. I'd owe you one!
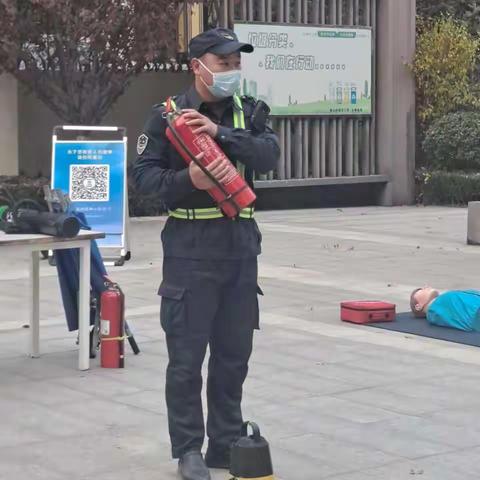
[168,206,254,220]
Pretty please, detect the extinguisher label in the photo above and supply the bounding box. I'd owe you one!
[101,319,110,336]
[220,167,238,186]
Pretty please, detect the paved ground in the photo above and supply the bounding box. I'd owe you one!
[2,206,480,480]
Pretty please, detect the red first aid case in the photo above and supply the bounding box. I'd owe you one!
[340,301,396,324]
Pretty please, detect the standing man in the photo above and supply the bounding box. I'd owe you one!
[133,28,279,480]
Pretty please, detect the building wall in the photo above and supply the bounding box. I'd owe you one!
[17,72,192,177]
[0,74,19,175]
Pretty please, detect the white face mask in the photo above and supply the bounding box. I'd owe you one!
[197,59,241,98]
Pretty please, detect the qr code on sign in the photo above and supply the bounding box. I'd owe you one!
[70,165,110,202]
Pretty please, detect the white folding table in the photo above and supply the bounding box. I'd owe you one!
[0,230,105,370]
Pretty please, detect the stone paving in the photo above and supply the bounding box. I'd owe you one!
[1,206,480,480]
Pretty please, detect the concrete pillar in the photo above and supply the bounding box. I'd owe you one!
[376,0,416,205]
[0,74,19,176]
[467,202,480,245]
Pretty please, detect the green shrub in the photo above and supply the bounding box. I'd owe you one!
[0,175,49,208]
[0,174,165,218]
[417,0,480,34]
[423,111,480,171]
[421,170,480,205]
[412,17,479,126]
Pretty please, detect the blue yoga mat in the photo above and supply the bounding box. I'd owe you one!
[368,312,480,347]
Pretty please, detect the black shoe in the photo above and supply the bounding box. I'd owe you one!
[178,451,211,480]
[205,448,230,470]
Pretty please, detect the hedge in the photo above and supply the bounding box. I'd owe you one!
[0,175,49,209]
[0,175,166,217]
[423,111,480,171]
[418,170,480,205]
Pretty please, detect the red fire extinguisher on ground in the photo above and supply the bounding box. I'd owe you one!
[164,98,256,218]
[100,282,126,368]
[99,281,140,368]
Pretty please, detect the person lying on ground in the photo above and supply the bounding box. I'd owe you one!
[410,286,480,332]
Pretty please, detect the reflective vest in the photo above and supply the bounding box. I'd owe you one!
[167,94,246,177]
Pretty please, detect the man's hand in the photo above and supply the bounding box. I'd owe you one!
[189,153,232,190]
[183,110,219,138]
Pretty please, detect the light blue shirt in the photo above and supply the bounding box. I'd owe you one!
[427,290,480,332]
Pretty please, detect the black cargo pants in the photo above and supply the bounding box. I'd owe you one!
[158,256,261,459]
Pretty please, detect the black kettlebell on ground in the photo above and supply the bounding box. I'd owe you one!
[229,421,274,480]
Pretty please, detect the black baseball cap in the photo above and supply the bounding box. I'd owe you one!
[188,27,254,59]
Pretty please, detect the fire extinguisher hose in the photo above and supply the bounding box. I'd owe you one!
[165,114,241,215]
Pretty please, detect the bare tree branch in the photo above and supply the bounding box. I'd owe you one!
[0,0,203,124]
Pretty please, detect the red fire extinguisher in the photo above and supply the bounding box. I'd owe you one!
[165,99,256,218]
[100,282,125,368]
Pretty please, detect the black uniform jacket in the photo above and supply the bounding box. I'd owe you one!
[133,85,280,259]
